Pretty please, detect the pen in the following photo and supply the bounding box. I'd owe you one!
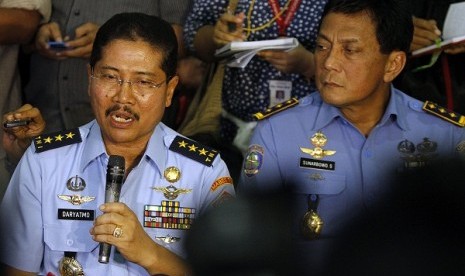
[3,119,32,128]
[227,0,239,32]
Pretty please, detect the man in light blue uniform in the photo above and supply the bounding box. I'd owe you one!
[239,0,465,271]
[0,13,234,275]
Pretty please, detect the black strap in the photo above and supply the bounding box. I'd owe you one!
[64,251,76,258]
[307,194,319,211]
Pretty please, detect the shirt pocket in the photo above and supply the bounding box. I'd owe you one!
[293,172,348,231]
[294,172,346,195]
[44,223,98,259]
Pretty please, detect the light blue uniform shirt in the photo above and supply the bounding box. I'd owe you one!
[239,87,465,243]
[0,120,234,275]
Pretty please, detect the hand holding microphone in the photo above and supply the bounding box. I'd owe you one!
[98,155,125,264]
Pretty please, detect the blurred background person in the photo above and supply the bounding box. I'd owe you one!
[0,0,50,200]
[185,189,298,276]
[323,157,465,275]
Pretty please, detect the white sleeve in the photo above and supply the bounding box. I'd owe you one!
[0,0,51,23]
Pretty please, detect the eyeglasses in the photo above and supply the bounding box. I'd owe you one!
[90,70,166,96]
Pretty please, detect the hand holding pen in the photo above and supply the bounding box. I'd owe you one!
[213,0,245,47]
[2,104,46,164]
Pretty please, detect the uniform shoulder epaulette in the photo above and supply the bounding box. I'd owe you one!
[169,135,219,167]
[33,128,82,153]
[253,98,299,120]
[422,101,465,127]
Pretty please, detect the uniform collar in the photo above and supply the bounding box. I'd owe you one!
[80,120,106,172]
[312,85,408,131]
[79,121,171,174]
[378,86,409,131]
[310,94,342,131]
[144,123,171,176]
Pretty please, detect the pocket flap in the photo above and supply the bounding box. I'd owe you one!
[44,223,98,252]
[293,173,346,195]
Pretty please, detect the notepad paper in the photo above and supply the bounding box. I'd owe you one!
[214,37,299,68]
[412,1,465,57]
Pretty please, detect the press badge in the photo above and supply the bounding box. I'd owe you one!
[269,80,292,107]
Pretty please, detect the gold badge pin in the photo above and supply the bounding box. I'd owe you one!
[59,256,84,276]
[164,166,181,183]
[300,131,336,159]
[58,194,96,205]
[154,166,191,199]
[300,210,324,240]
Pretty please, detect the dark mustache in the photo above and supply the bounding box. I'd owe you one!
[105,104,140,121]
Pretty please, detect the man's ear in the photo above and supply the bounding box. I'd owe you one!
[87,64,92,96]
[165,75,179,107]
[384,51,406,83]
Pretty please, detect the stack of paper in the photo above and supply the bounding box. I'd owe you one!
[412,1,465,57]
[214,37,299,68]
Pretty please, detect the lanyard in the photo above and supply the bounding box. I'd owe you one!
[268,0,302,36]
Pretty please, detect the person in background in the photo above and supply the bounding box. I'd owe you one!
[395,0,465,113]
[183,0,328,155]
[0,13,234,275]
[2,104,45,175]
[0,0,51,200]
[239,0,465,272]
[185,189,297,275]
[323,157,465,275]
[23,1,197,133]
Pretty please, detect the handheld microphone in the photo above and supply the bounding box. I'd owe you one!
[98,155,125,264]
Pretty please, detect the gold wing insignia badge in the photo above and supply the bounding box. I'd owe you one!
[300,147,336,159]
[300,131,336,159]
[153,185,192,200]
[58,194,96,205]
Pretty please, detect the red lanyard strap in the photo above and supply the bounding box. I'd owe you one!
[268,0,302,36]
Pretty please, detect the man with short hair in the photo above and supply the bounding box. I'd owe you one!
[1,13,234,275]
[239,0,465,271]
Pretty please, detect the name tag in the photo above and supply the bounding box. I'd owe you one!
[300,157,335,171]
[58,208,95,221]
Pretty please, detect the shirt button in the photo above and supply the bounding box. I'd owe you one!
[365,150,372,158]
[62,75,68,81]
[74,9,80,16]
[66,239,74,246]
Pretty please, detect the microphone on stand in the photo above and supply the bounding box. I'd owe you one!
[98,155,125,264]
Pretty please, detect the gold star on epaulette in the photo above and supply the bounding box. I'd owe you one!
[253,98,299,120]
[423,101,465,127]
[34,128,82,153]
[169,136,219,167]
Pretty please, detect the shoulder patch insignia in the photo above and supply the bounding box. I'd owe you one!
[33,128,82,153]
[169,136,219,167]
[253,98,299,120]
[423,101,465,127]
